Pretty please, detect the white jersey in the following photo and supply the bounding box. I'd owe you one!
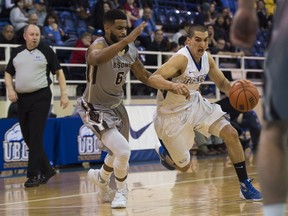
[154,46,228,167]
[156,46,210,114]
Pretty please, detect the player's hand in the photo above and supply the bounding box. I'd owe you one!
[60,93,69,109]
[230,9,259,49]
[7,89,18,102]
[171,83,190,100]
[125,22,147,44]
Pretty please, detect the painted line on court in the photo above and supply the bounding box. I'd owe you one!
[0,172,259,207]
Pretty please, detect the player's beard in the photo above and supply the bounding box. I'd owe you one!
[110,32,119,44]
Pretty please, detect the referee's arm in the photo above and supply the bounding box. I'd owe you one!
[55,69,69,109]
[4,72,18,103]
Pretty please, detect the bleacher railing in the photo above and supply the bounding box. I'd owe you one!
[0,44,265,105]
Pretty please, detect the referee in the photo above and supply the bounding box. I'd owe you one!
[4,24,69,187]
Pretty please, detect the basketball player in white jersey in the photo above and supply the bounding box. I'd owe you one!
[231,0,288,215]
[149,25,262,201]
[76,9,189,208]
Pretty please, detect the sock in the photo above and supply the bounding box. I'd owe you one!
[233,161,248,183]
[263,203,286,216]
[115,179,127,191]
[99,166,112,182]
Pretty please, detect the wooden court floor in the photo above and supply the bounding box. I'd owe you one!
[0,153,286,216]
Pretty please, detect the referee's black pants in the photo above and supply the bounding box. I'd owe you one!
[17,87,53,177]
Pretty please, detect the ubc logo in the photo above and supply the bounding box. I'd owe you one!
[78,125,101,156]
[3,123,28,162]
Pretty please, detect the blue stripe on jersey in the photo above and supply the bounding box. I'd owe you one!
[186,46,202,71]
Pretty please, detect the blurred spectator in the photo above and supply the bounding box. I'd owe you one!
[0,24,17,96]
[9,0,28,35]
[211,38,244,58]
[171,21,190,44]
[24,0,33,10]
[42,12,77,62]
[123,0,141,30]
[16,12,39,43]
[208,3,218,24]
[167,41,179,53]
[91,29,104,42]
[133,5,157,48]
[206,24,217,52]
[42,12,76,46]
[89,0,112,31]
[28,12,39,25]
[28,0,47,27]
[194,2,212,26]
[69,32,91,95]
[0,25,17,61]
[145,29,169,66]
[70,0,91,22]
[210,38,244,80]
[69,32,91,65]
[178,35,188,48]
[213,14,229,41]
[165,41,179,62]
[221,7,233,30]
[257,0,272,30]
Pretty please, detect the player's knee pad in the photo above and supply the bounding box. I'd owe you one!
[159,146,176,170]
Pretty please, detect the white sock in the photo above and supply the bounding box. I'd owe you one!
[115,179,127,191]
[99,167,112,182]
[263,203,286,216]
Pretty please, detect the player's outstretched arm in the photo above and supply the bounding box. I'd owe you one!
[230,0,258,49]
[87,22,147,65]
[131,58,152,85]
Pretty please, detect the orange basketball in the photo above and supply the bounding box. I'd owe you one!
[229,80,260,112]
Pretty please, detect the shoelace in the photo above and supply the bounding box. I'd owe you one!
[244,179,259,194]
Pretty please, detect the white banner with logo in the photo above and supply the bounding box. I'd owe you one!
[126,105,160,150]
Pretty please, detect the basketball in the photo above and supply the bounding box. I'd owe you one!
[229,80,260,112]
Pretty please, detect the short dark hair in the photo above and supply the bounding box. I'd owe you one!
[103,9,127,24]
[178,36,187,46]
[187,25,208,38]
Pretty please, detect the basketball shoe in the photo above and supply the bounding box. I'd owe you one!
[87,169,114,202]
[111,184,128,209]
[240,179,262,201]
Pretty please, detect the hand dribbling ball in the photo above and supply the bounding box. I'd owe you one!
[229,80,260,112]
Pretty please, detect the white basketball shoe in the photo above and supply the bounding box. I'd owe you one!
[111,185,128,208]
[87,169,114,202]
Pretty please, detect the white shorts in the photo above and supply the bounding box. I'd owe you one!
[154,93,229,167]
